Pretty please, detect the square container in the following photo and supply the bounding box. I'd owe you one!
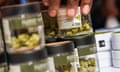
[1,2,47,72]
[112,32,120,50]
[57,7,93,37]
[1,2,45,53]
[112,51,120,68]
[9,48,49,72]
[77,54,99,72]
[59,33,99,72]
[112,59,120,68]
[46,41,75,72]
[95,32,112,52]
[112,51,120,59]
[97,52,112,68]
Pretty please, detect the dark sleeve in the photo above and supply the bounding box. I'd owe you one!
[91,0,106,30]
[116,0,120,10]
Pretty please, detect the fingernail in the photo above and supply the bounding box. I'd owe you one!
[82,5,90,15]
[49,10,56,17]
[67,9,75,17]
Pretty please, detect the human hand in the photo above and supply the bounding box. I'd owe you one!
[42,0,92,17]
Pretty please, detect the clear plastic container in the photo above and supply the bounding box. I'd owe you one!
[9,48,49,72]
[77,54,98,72]
[60,33,99,72]
[42,10,58,43]
[57,7,93,37]
[73,34,99,72]
[1,2,45,53]
[38,2,58,43]
[46,41,76,72]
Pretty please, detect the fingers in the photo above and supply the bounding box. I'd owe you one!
[67,0,79,17]
[42,0,49,6]
[42,0,92,17]
[81,0,93,15]
[48,0,61,17]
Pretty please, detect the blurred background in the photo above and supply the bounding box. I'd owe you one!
[91,0,120,30]
[0,0,120,30]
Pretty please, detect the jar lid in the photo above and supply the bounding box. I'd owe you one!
[46,41,74,57]
[1,2,40,17]
[9,48,47,64]
[59,34,95,48]
[0,53,5,64]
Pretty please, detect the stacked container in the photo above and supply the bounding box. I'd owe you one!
[57,5,99,71]
[42,9,58,43]
[57,7,93,37]
[1,2,45,53]
[46,41,75,72]
[1,2,49,72]
[63,34,99,72]
[95,31,112,69]
[112,32,120,68]
[8,48,49,72]
[37,2,59,43]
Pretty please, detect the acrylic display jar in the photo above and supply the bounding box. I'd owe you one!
[57,7,93,37]
[77,54,98,72]
[97,52,111,68]
[59,33,99,72]
[9,48,49,72]
[73,34,99,72]
[46,41,75,72]
[42,10,58,43]
[1,2,45,53]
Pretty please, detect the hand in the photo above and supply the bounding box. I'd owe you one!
[42,0,92,17]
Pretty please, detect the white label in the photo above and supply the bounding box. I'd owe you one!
[47,57,56,72]
[0,67,5,72]
[2,19,11,43]
[57,7,82,29]
[9,65,21,72]
[34,62,48,72]
[38,25,45,49]
[22,18,37,26]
